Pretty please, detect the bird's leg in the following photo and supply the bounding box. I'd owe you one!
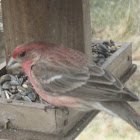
[59,107,69,115]
[44,103,57,112]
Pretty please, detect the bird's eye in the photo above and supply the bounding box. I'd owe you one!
[19,51,26,58]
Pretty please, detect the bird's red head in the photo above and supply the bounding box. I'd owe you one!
[12,41,50,59]
[7,41,55,73]
[7,41,88,75]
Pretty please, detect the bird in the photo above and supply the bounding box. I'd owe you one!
[6,41,140,132]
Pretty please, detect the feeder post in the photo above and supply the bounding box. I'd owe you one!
[1,0,93,140]
[1,0,92,62]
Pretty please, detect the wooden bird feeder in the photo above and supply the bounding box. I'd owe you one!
[0,0,138,140]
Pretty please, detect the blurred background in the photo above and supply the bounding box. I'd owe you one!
[0,0,140,139]
[77,0,140,140]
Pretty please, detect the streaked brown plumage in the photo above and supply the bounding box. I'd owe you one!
[7,41,140,132]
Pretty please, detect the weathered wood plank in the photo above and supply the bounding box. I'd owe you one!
[0,99,57,134]
[1,0,92,62]
[0,129,61,140]
[120,64,137,83]
[63,111,99,140]
[103,42,132,78]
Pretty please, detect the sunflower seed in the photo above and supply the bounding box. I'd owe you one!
[2,82,11,90]
[10,95,17,99]
[93,54,99,62]
[0,75,11,85]
[102,40,111,46]
[13,71,24,77]
[98,54,105,59]
[17,86,26,92]
[20,92,27,96]
[4,90,12,96]
[28,92,37,101]
[9,74,17,81]
[98,44,108,52]
[10,80,19,86]
[5,90,10,99]
[97,58,106,66]
[13,94,22,100]
[110,40,115,46]
[10,89,17,94]
[18,78,24,85]
[24,96,32,102]
[22,83,28,88]
[11,86,17,90]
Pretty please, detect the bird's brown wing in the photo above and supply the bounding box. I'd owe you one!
[31,62,139,102]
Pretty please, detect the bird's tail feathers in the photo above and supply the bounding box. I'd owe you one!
[97,101,140,132]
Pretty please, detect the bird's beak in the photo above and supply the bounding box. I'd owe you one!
[6,57,21,70]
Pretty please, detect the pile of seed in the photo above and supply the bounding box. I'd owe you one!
[92,40,121,65]
[0,40,122,104]
[0,73,48,104]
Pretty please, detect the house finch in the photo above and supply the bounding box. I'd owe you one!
[7,41,140,132]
